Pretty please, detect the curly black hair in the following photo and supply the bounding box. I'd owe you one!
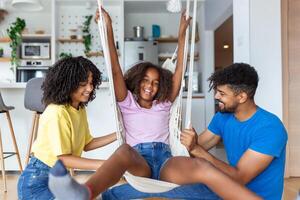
[124,62,173,102]
[208,63,259,99]
[42,56,102,107]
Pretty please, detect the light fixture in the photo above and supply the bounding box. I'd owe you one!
[223,44,230,49]
[166,0,182,13]
[12,0,43,12]
[0,0,8,23]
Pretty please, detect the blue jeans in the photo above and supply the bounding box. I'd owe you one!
[102,142,220,200]
[102,183,220,200]
[18,157,54,200]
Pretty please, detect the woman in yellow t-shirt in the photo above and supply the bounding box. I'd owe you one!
[17,56,116,200]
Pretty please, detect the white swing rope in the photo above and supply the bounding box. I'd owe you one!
[96,0,125,146]
[96,0,198,193]
[184,0,197,128]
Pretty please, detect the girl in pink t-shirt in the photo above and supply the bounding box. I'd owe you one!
[48,8,261,200]
[49,8,190,199]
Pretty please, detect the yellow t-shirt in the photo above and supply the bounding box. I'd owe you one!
[32,104,93,167]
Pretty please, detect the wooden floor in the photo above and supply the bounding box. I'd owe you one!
[0,173,299,200]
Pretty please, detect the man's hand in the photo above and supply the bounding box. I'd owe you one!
[180,127,198,152]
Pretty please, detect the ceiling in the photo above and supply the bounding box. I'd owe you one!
[125,0,205,13]
[1,0,51,13]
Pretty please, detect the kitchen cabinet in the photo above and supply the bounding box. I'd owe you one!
[57,38,84,43]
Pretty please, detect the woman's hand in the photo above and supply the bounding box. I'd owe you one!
[178,11,192,38]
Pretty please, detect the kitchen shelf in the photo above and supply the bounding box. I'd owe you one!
[156,37,178,43]
[0,37,11,43]
[156,37,199,43]
[85,51,104,57]
[58,38,84,43]
[22,34,51,39]
[85,51,121,57]
[158,55,199,62]
[0,57,11,62]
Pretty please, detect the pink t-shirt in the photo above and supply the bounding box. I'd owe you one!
[118,91,172,147]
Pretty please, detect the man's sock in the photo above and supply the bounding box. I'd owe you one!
[48,160,91,200]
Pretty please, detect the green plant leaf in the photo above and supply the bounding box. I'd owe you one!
[82,15,93,55]
[7,17,26,72]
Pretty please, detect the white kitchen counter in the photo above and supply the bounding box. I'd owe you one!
[0,83,27,89]
[0,81,110,89]
[183,92,205,98]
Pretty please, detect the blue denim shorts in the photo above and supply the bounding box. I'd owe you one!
[17,157,55,200]
[133,142,172,180]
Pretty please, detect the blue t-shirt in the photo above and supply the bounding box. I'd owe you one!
[208,107,287,200]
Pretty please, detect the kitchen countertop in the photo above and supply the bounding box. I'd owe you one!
[0,81,110,89]
[0,82,204,99]
[183,91,205,98]
[0,82,27,89]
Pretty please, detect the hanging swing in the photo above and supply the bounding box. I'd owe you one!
[96,0,198,193]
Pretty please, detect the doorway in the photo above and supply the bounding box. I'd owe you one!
[282,0,300,177]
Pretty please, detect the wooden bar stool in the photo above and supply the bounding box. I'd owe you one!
[24,78,45,166]
[0,92,23,192]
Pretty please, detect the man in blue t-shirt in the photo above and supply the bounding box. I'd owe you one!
[178,63,288,200]
[101,64,281,200]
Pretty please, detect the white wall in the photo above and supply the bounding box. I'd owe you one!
[233,0,283,119]
[250,0,282,119]
[233,0,250,62]
[205,0,233,30]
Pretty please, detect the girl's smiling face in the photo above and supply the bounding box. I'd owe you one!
[138,67,160,106]
[70,72,93,109]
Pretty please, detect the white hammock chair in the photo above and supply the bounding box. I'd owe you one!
[96,0,198,193]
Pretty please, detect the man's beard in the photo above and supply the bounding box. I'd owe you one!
[216,100,238,113]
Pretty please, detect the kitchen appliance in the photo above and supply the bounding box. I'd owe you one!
[133,26,144,40]
[21,42,51,59]
[20,59,52,67]
[17,58,50,82]
[124,41,158,71]
[16,66,48,82]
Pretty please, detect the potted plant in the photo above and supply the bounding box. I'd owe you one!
[82,15,93,55]
[59,52,72,59]
[7,17,26,72]
[0,47,3,57]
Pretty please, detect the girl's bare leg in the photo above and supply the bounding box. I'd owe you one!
[160,157,262,200]
[49,144,150,200]
[85,144,150,197]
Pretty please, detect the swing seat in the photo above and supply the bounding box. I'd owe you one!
[124,172,179,193]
